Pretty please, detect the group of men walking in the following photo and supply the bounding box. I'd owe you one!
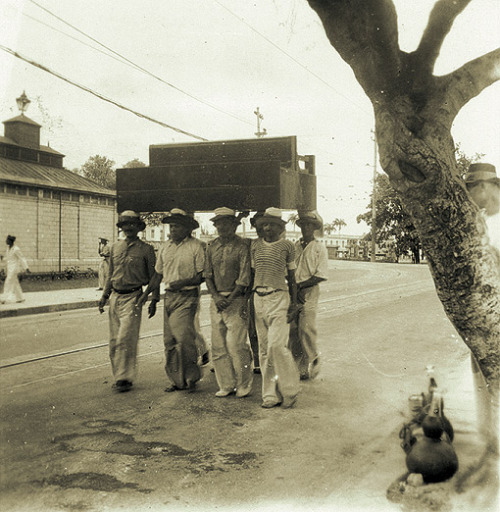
[98,206,328,409]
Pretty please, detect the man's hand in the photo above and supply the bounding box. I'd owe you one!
[148,300,158,318]
[214,294,230,312]
[168,280,183,292]
[98,296,108,314]
[287,303,299,323]
[136,292,149,308]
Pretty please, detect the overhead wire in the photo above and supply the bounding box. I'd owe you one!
[0,45,209,142]
[213,0,370,115]
[27,0,254,127]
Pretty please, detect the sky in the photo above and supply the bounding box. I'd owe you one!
[0,0,499,236]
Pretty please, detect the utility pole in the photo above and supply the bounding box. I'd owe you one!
[254,107,267,138]
[371,130,377,262]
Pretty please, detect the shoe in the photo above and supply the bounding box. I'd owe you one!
[164,384,180,392]
[236,383,253,398]
[253,367,261,375]
[201,352,210,366]
[215,389,235,397]
[308,358,320,379]
[261,400,281,409]
[281,395,297,409]
[186,380,197,394]
[300,373,310,381]
[115,380,133,393]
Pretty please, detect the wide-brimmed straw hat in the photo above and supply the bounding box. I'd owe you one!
[465,163,499,186]
[296,210,323,230]
[210,207,239,223]
[162,208,199,231]
[255,207,286,228]
[116,210,146,231]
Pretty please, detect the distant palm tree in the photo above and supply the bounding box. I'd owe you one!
[287,213,299,231]
[333,218,347,234]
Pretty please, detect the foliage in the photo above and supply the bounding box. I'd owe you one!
[324,218,347,234]
[80,155,116,189]
[357,149,483,262]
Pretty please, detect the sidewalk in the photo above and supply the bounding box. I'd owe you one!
[0,283,209,319]
[0,287,103,318]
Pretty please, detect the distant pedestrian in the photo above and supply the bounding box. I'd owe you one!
[288,211,328,380]
[205,207,253,398]
[0,235,29,304]
[98,211,159,393]
[97,238,110,290]
[251,207,300,409]
[139,209,205,393]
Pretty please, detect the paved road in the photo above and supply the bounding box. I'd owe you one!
[0,261,480,512]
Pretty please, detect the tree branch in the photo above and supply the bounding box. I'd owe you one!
[442,47,500,121]
[307,0,402,102]
[413,0,471,74]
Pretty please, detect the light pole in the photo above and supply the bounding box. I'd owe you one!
[254,107,267,138]
[371,130,377,262]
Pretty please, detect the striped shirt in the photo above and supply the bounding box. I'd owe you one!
[251,238,296,291]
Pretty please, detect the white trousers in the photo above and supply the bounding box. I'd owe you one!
[108,291,142,383]
[254,291,299,403]
[210,297,253,392]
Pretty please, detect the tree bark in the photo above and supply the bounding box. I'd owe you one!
[307,0,500,455]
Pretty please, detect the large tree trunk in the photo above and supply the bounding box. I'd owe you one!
[307,0,500,455]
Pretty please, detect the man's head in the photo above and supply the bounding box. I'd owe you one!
[255,207,286,242]
[465,163,500,216]
[162,208,199,243]
[250,211,265,238]
[116,211,145,239]
[6,235,15,247]
[297,210,323,239]
[210,207,239,238]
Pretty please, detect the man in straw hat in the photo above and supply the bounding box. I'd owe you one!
[139,208,205,393]
[464,163,500,437]
[288,210,328,380]
[204,207,253,398]
[464,163,500,252]
[98,211,159,393]
[251,207,300,409]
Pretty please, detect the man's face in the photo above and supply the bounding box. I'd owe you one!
[214,218,237,237]
[262,221,283,241]
[468,181,500,216]
[169,222,190,242]
[121,222,141,239]
[300,222,316,239]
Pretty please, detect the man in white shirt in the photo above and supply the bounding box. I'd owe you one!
[289,210,328,380]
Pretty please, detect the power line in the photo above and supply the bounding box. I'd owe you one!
[27,0,253,127]
[213,0,370,115]
[0,45,208,142]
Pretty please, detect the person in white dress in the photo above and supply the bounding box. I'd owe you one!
[1,235,29,303]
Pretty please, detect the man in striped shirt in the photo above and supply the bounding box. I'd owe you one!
[251,207,300,409]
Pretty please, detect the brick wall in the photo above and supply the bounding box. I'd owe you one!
[0,192,118,272]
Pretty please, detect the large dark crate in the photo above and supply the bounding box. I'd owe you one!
[116,136,316,212]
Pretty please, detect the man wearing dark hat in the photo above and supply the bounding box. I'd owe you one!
[205,207,253,398]
[464,163,500,437]
[251,207,300,409]
[139,208,205,393]
[288,210,328,380]
[98,210,159,393]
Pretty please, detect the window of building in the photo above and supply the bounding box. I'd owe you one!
[6,184,17,194]
[52,191,61,200]
[43,189,52,199]
[83,195,90,203]
[61,192,71,201]
[28,188,38,197]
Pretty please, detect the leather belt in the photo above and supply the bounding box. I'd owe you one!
[255,288,281,297]
[112,286,142,295]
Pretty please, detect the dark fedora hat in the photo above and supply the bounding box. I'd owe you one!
[162,208,199,231]
[465,163,499,186]
[116,210,146,231]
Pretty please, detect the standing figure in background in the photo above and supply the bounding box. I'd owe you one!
[98,211,159,393]
[464,163,500,438]
[205,207,253,398]
[97,238,111,290]
[289,211,328,380]
[139,209,205,393]
[1,235,29,304]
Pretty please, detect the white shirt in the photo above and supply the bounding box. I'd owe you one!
[294,239,328,284]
